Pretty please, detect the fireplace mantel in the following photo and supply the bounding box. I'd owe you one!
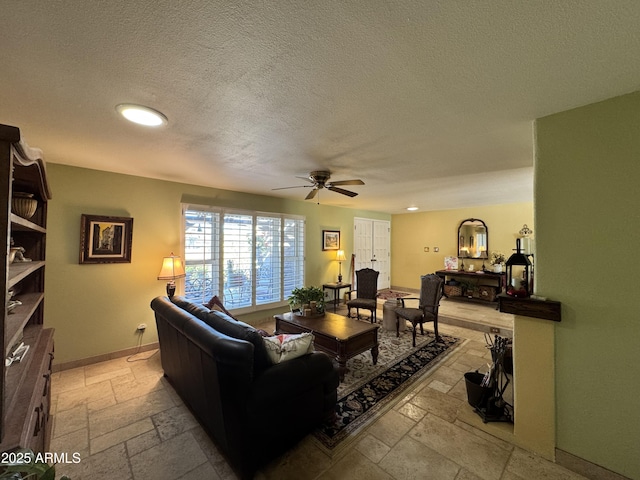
[498,294,561,322]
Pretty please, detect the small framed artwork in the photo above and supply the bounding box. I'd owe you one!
[80,214,133,264]
[322,230,340,251]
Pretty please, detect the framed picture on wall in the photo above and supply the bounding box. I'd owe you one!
[322,230,340,251]
[79,214,134,264]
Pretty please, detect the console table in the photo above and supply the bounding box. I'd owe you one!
[435,269,506,302]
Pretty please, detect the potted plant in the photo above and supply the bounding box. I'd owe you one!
[489,251,506,273]
[288,286,325,316]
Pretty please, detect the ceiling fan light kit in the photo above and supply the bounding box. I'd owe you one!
[274,170,365,201]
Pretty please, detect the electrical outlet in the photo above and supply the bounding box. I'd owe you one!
[137,323,147,332]
[490,327,500,334]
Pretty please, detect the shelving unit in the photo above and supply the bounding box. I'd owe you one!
[0,124,54,454]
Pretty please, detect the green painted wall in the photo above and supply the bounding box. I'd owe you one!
[45,164,389,365]
[391,203,533,290]
[536,91,640,478]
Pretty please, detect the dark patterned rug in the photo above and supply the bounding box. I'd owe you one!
[313,330,460,450]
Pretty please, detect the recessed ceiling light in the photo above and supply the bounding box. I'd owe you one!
[406,207,419,211]
[116,104,168,127]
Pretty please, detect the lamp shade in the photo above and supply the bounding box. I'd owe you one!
[336,250,346,262]
[157,253,186,280]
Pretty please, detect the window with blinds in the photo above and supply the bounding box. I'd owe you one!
[183,204,305,311]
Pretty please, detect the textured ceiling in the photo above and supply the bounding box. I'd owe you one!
[2,1,640,213]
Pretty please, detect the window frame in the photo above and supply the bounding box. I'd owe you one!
[181,203,305,314]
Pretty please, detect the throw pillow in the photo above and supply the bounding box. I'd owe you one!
[203,295,237,320]
[263,332,315,364]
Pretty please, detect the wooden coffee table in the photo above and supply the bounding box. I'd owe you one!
[274,311,379,381]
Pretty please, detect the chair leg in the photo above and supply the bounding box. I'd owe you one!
[395,314,400,338]
[434,319,439,340]
[370,308,374,324]
[412,321,417,347]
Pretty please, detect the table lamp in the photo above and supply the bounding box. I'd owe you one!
[157,252,186,297]
[336,250,346,283]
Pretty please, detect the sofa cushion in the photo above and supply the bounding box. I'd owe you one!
[170,296,211,321]
[262,333,314,364]
[203,310,272,372]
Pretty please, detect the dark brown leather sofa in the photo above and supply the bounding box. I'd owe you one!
[150,296,339,479]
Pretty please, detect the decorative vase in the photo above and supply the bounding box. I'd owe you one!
[11,192,38,219]
[493,264,503,273]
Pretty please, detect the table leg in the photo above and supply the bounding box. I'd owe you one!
[333,289,338,312]
[371,344,379,365]
[337,356,347,381]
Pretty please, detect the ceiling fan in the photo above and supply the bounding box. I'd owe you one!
[273,170,365,200]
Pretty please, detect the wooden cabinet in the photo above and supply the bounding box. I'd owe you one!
[435,269,506,303]
[0,124,54,453]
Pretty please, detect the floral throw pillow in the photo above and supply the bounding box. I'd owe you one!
[262,333,314,364]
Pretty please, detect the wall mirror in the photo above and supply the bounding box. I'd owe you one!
[458,218,488,258]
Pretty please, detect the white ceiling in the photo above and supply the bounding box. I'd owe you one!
[2,1,640,213]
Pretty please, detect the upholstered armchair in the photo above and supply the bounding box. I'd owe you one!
[346,268,379,323]
[395,273,443,347]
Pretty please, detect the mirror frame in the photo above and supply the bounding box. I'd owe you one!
[457,218,488,258]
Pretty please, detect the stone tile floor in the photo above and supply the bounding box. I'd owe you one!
[50,304,586,480]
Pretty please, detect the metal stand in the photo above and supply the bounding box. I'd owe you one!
[474,334,513,423]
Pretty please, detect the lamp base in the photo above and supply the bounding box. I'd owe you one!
[166,282,176,298]
[337,274,343,283]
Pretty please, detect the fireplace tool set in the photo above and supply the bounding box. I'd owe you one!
[464,334,513,423]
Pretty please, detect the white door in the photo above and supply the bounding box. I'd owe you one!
[353,218,390,290]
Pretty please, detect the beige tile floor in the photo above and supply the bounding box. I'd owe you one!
[49,302,586,480]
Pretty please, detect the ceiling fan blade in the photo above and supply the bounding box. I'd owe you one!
[295,175,316,184]
[272,185,313,191]
[328,186,358,197]
[305,188,319,200]
[329,179,365,186]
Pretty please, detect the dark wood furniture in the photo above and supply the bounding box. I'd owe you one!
[435,269,506,302]
[346,268,379,323]
[498,294,562,322]
[395,273,443,347]
[0,124,54,454]
[322,282,351,312]
[274,311,379,381]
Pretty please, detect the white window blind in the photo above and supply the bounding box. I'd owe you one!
[184,208,220,302]
[182,204,304,311]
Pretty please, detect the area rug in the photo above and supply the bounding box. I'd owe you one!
[376,289,411,300]
[313,326,460,450]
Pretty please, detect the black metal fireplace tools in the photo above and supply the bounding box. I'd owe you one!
[464,334,513,423]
